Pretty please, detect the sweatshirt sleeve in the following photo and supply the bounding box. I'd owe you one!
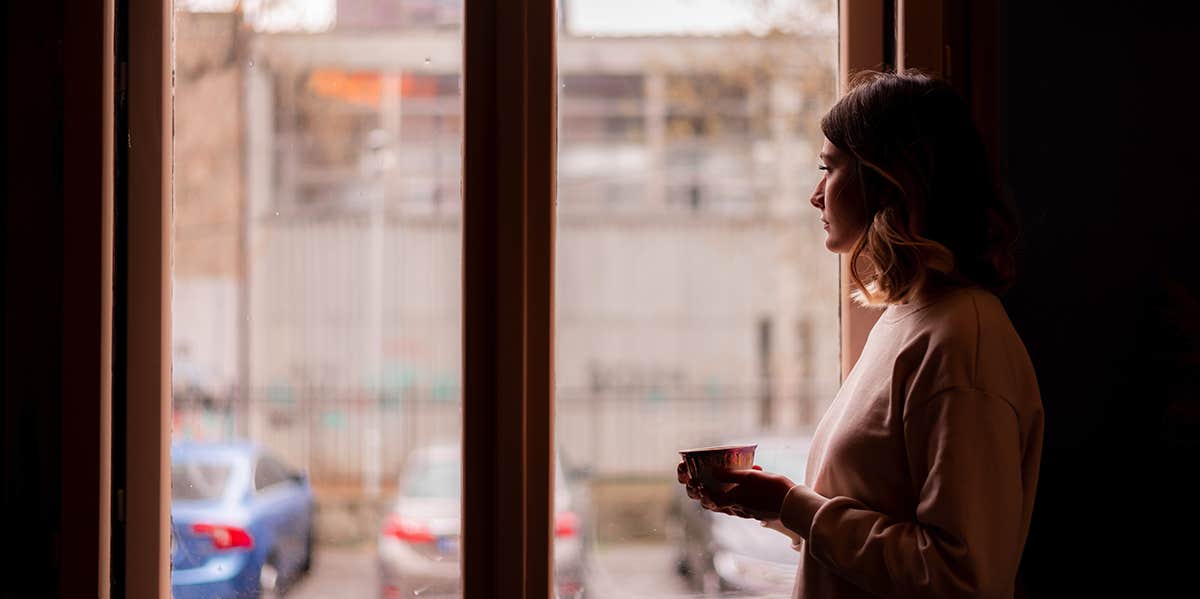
[786,387,1026,599]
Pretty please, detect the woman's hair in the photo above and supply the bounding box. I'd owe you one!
[821,69,1017,305]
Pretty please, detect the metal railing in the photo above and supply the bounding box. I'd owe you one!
[173,383,790,488]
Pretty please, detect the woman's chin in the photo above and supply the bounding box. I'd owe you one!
[824,235,848,254]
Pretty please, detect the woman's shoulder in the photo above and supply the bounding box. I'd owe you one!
[895,287,1038,407]
[908,288,1024,352]
[884,285,989,331]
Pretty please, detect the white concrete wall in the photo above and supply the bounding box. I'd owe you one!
[172,277,239,394]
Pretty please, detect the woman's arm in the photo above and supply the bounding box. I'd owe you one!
[790,387,1026,599]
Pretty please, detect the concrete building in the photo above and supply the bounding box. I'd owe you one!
[173,5,841,483]
[172,11,247,435]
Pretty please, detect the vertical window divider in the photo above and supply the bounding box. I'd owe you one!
[463,0,557,597]
[122,0,172,596]
[838,0,890,379]
[839,0,955,379]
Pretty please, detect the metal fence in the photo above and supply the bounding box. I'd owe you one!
[173,384,785,489]
[556,386,766,478]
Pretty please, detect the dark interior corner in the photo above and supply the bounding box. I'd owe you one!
[5,1,1200,597]
[997,3,1200,595]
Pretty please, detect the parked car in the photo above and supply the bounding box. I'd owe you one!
[171,441,316,599]
[667,432,813,596]
[378,442,593,599]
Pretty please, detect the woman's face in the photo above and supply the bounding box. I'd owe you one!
[810,138,870,254]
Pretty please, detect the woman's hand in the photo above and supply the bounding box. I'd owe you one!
[677,461,797,521]
[677,461,742,516]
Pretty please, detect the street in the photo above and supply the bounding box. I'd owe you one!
[287,541,731,599]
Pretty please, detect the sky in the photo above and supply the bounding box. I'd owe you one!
[179,0,834,35]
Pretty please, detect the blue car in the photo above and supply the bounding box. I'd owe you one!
[171,441,315,599]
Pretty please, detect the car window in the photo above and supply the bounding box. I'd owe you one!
[397,450,567,499]
[172,460,232,501]
[400,457,460,499]
[253,455,291,492]
[753,442,811,482]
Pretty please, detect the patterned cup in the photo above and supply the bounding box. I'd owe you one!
[678,444,757,493]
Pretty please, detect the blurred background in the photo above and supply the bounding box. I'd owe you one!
[171,0,838,596]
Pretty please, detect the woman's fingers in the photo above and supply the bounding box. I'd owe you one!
[711,467,758,484]
[676,461,688,483]
[678,462,702,500]
[680,462,757,517]
[703,485,734,509]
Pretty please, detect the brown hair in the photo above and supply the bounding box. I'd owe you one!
[821,69,1016,305]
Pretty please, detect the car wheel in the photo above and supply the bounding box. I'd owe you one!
[300,528,315,575]
[664,516,689,577]
[259,559,281,599]
[674,554,691,577]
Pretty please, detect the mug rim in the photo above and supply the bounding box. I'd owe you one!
[678,443,757,456]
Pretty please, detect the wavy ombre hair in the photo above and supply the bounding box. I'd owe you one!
[822,70,1017,305]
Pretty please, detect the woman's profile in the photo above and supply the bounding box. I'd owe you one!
[677,69,1044,599]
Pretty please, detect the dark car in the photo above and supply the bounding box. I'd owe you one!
[377,442,593,599]
[667,432,813,596]
[171,441,316,599]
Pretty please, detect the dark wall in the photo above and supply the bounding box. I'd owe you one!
[999,3,1200,595]
[4,0,67,596]
[6,1,1200,597]
[4,1,108,598]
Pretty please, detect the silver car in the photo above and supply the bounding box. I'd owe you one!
[378,442,591,599]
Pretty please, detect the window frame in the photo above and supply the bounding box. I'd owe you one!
[107,1,960,597]
[121,0,173,596]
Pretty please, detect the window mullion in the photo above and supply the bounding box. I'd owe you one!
[462,1,557,597]
[839,0,890,379]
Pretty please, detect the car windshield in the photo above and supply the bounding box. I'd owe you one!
[400,458,460,499]
[752,443,810,482]
[172,459,233,501]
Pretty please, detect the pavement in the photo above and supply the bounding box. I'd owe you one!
[287,541,704,599]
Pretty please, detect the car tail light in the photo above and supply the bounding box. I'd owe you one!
[191,523,255,550]
[382,514,435,543]
[554,510,579,539]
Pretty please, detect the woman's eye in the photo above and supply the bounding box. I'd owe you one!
[817,165,830,172]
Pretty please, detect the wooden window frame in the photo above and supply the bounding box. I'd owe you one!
[839,0,890,379]
[840,0,974,379]
[100,1,973,597]
[461,0,557,596]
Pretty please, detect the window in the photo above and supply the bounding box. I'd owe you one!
[253,456,290,493]
[172,461,234,502]
[124,1,895,597]
[171,3,466,597]
[555,2,839,596]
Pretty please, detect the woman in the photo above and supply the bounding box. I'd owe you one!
[677,70,1044,599]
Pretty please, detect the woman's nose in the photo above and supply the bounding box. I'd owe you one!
[809,178,825,209]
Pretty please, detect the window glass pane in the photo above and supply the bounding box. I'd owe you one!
[172,1,462,597]
[556,1,839,597]
[399,445,462,499]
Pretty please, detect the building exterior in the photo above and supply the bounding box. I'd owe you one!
[173,5,841,484]
[173,11,246,436]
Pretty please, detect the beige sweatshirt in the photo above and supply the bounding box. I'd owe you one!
[770,287,1044,599]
